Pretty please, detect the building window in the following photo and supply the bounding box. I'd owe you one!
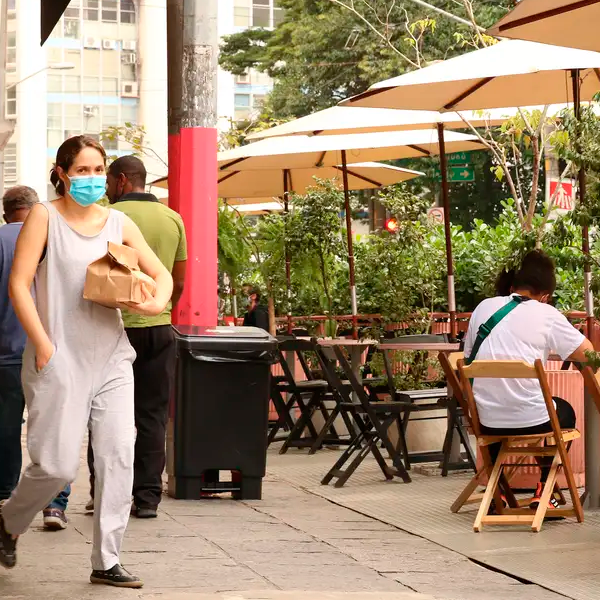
[84,0,99,21]
[47,103,62,129]
[120,0,136,24]
[83,105,101,132]
[64,75,81,93]
[102,105,119,128]
[48,74,63,93]
[65,105,83,131]
[7,0,15,10]
[252,0,270,27]
[5,88,16,118]
[64,0,81,18]
[121,104,138,125]
[3,144,17,189]
[64,18,80,39]
[102,0,118,22]
[234,94,251,108]
[234,0,251,27]
[6,32,16,71]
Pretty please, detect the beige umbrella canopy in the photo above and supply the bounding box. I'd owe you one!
[218,130,483,170]
[246,106,513,141]
[150,162,423,198]
[488,0,600,53]
[343,40,600,111]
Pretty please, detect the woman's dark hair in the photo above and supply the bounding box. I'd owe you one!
[495,268,516,296]
[50,135,107,197]
[496,250,556,297]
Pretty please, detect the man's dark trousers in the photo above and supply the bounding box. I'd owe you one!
[0,364,25,501]
[89,325,176,509]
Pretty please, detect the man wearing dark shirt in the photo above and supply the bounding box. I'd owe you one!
[242,284,269,332]
[0,186,70,530]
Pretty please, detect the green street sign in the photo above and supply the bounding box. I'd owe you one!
[434,166,475,183]
[449,166,475,182]
[447,151,473,165]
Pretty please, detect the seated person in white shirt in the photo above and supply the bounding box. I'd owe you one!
[464,250,593,509]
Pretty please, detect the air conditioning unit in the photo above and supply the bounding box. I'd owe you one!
[84,36,101,49]
[121,52,137,65]
[121,82,139,98]
[236,72,250,84]
[122,40,137,51]
[102,39,117,50]
[83,105,98,118]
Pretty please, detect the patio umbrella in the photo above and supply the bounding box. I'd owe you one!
[247,106,521,141]
[246,103,572,337]
[151,162,424,333]
[343,39,600,339]
[219,130,484,338]
[488,0,600,53]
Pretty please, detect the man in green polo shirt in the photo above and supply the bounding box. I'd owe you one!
[104,155,187,519]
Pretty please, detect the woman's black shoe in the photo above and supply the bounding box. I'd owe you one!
[90,564,143,588]
[0,503,17,569]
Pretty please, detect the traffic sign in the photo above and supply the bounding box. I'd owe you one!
[427,207,445,224]
[434,166,475,182]
[447,151,473,165]
[547,178,576,215]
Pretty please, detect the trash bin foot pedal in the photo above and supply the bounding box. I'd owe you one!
[201,481,240,494]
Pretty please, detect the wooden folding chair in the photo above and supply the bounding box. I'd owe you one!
[317,344,411,487]
[458,358,583,532]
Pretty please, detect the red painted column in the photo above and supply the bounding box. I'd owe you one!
[171,128,218,327]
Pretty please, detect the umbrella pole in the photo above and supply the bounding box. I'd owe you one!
[341,150,358,340]
[572,69,595,342]
[283,170,293,335]
[437,123,457,340]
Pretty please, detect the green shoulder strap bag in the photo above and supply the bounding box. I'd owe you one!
[464,296,529,366]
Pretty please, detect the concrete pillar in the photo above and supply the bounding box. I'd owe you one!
[16,0,47,201]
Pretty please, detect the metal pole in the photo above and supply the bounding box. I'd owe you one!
[571,68,600,509]
[283,169,293,335]
[437,123,457,340]
[167,0,218,327]
[572,69,595,341]
[341,150,358,340]
[0,0,8,193]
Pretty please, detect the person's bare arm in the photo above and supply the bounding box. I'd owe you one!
[568,337,595,363]
[171,260,186,306]
[9,204,52,370]
[122,215,173,316]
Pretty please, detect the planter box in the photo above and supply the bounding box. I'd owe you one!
[476,366,585,489]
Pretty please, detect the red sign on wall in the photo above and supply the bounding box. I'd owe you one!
[548,179,576,211]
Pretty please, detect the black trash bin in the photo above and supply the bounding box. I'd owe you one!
[167,325,277,500]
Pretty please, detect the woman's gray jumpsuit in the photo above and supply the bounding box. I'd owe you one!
[2,202,136,571]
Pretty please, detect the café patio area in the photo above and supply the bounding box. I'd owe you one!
[267,444,600,600]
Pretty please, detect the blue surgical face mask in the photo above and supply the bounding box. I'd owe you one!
[67,175,107,207]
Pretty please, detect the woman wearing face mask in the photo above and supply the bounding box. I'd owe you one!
[0,136,172,587]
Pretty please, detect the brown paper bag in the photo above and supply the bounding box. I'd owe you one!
[83,242,157,308]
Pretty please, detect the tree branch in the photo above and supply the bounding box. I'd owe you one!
[457,113,526,223]
[329,0,420,68]
[404,0,485,31]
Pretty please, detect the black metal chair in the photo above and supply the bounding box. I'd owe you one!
[379,334,476,474]
[317,344,411,488]
[269,337,346,454]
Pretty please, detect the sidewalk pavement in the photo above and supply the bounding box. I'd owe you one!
[1,440,571,600]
